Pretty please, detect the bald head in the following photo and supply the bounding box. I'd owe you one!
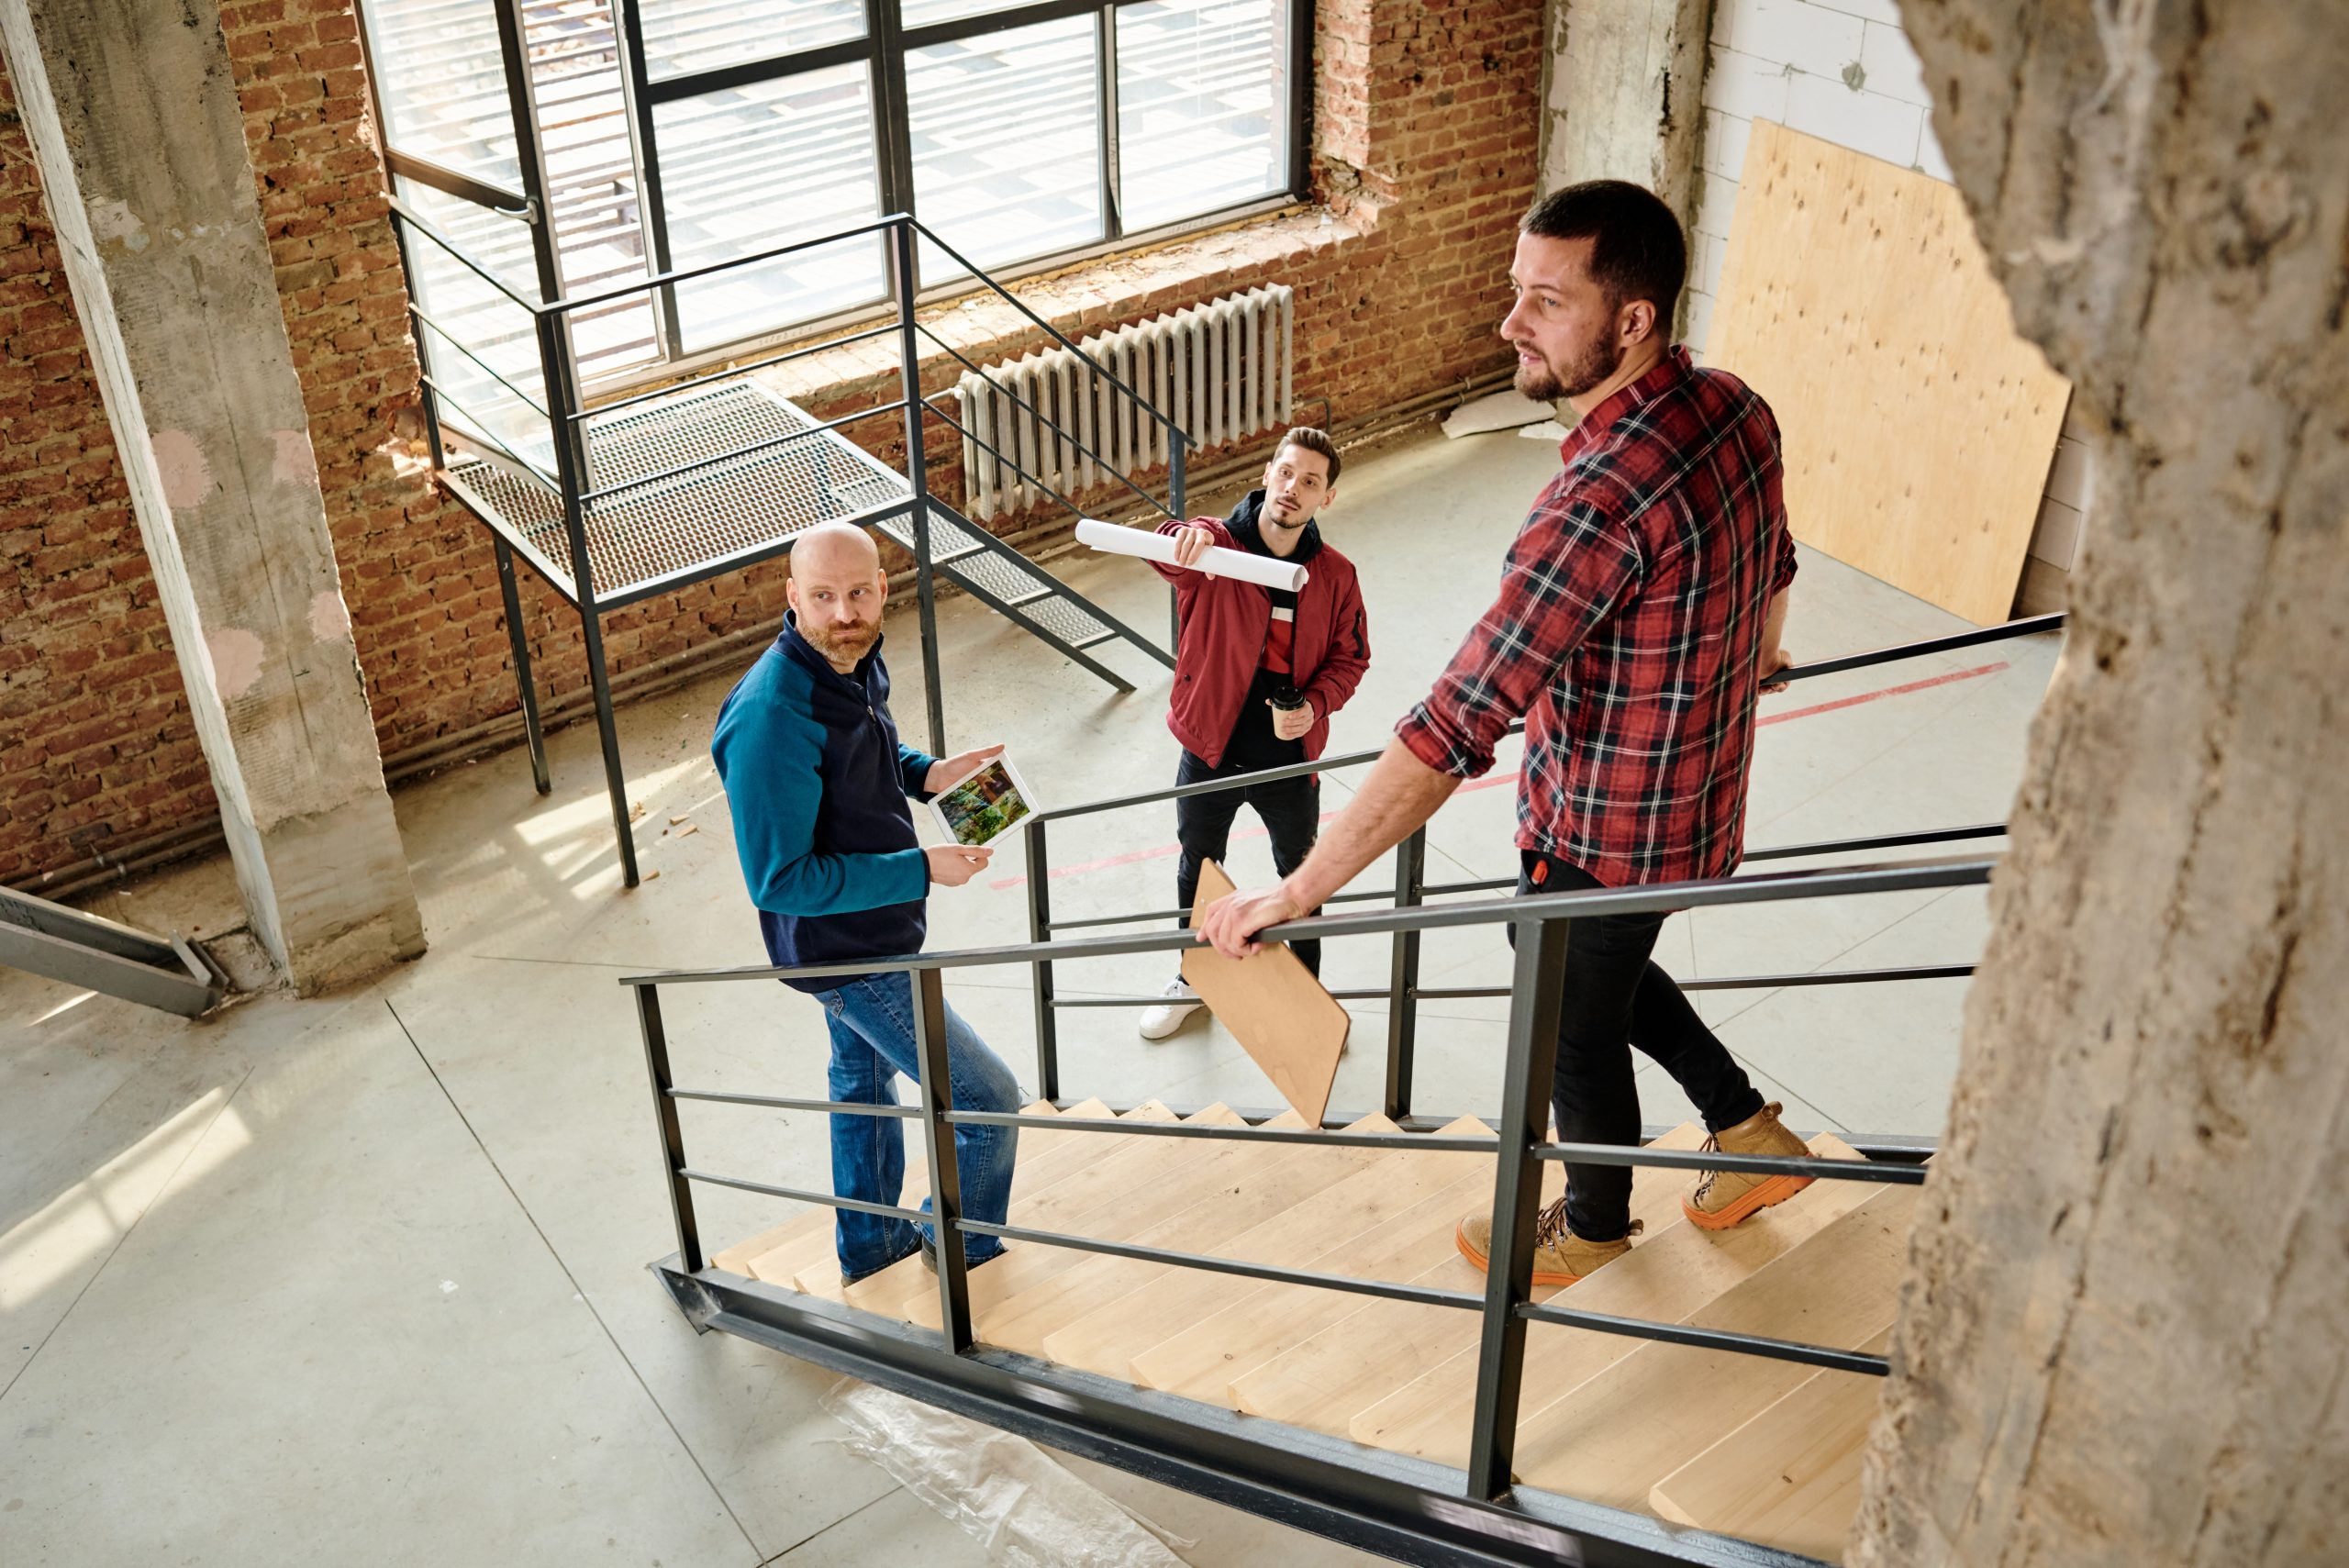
[788,523,888,673]
[794,521,881,577]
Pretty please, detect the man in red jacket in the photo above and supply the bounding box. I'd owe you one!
[1138,427,1371,1040]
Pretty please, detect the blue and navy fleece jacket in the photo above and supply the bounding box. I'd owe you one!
[711,617,937,993]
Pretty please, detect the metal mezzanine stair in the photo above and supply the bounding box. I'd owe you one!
[440,378,1170,692]
[705,1100,1914,1566]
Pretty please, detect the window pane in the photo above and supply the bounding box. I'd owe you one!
[1118,0,1284,232]
[635,0,864,82]
[908,15,1101,283]
[528,0,661,380]
[900,0,1034,28]
[394,178,553,473]
[653,65,887,353]
[362,0,524,190]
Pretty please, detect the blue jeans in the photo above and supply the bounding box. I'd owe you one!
[817,973,1022,1282]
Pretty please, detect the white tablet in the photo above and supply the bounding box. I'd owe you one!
[926,751,1041,848]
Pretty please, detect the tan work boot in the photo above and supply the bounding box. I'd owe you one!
[1684,1102,1815,1230]
[1456,1197,1642,1287]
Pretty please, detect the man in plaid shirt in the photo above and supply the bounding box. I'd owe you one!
[1202,181,1815,1285]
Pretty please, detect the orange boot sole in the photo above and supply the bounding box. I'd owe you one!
[1453,1219,1591,1288]
[1682,1173,1813,1230]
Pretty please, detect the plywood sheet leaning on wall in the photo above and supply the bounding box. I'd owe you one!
[1707,120,2072,625]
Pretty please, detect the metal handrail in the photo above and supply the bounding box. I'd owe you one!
[385,197,544,316]
[617,852,1996,988]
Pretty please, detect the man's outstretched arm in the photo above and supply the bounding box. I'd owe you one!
[1197,739,1459,957]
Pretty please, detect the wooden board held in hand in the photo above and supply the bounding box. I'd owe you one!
[1180,859,1348,1128]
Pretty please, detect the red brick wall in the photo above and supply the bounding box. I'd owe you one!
[0,0,1539,889]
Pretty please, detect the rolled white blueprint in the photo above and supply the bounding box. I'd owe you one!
[1074,517,1309,593]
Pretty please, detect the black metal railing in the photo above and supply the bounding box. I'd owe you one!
[385,200,1200,888]
[619,613,2064,1562]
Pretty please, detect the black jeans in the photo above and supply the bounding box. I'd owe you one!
[1520,852,1765,1242]
[1174,748,1323,976]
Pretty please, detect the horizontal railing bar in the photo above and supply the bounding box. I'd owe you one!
[1775,612,2064,682]
[944,1110,1498,1154]
[545,214,900,317]
[384,147,530,214]
[1413,964,1976,1001]
[955,1220,1487,1311]
[680,1168,928,1224]
[1052,987,1392,1008]
[617,854,1995,986]
[406,303,551,417]
[1531,1143,1926,1184]
[1035,741,1390,820]
[1417,876,1514,898]
[1513,1301,1892,1377]
[916,335,1176,521]
[1742,821,2008,862]
[422,383,562,491]
[580,322,901,421]
[386,197,543,314]
[577,401,907,504]
[1408,986,1509,1001]
[668,1088,919,1118]
[1046,885,1392,932]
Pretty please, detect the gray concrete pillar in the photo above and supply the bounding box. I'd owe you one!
[1539,0,1718,255]
[0,0,424,990]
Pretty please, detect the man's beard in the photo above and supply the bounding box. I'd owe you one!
[805,620,879,663]
[1513,328,1623,403]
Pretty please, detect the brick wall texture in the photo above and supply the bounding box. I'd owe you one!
[0,0,1539,887]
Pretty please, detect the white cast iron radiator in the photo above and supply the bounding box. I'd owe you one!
[954,284,1294,521]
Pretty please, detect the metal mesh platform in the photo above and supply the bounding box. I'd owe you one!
[440,379,1151,671]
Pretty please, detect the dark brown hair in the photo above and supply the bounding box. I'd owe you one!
[1520,180,1687,324]
[1275,425,1341,486]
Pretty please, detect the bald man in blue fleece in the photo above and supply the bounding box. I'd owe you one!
[712,522,1021,1284]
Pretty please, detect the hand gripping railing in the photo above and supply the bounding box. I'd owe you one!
[1019,611,2062,1114]
[621,848,1986,1522]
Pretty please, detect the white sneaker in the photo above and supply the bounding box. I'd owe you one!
[1138,979,1204,1040]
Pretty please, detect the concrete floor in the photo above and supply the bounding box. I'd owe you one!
[0,421,2060,1566]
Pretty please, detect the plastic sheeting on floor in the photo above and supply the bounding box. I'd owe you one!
[822,1378,1197,1568]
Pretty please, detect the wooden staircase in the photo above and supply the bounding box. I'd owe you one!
[710,1102,1909,1565]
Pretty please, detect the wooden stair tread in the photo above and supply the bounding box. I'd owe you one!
[1350,1132,1873,1464]
[755,1097,1101,1296]
[1041,1115,1497,1375]
[1646,1330,1892,1562]
[1226,1123,1712,1434]
[898,1104,1245,1329]
[981,1114,1395,1357]
[1509,1184,1919,1507]
[1130,1167,1508,1404]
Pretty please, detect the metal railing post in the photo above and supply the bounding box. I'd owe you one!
[1026,816,1061,1101]
[910,967,974,1351]
[892,220,948,755]
[1383,827,1427,1121]
[492,538,551,795]
[536,310,640,888]
[1167,434,1187,650]
[634,984,702,1272]
[1465,916,1570,1500]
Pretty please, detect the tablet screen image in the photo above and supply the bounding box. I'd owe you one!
[928,755,1036,848]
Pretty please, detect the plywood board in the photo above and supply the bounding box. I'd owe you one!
[1350,1133,1873,1466]
[1647,1329,1893,1561]
[1708,120,2071,625]
[1180,860,1349,1127]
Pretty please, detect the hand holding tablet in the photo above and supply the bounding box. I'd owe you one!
[927,749,1040,850]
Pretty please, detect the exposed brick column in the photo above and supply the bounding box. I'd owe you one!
[0,0,423,988]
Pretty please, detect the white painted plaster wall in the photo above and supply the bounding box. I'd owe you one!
[1688,0,2091,580]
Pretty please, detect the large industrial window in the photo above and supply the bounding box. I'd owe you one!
[357,0,1307,390]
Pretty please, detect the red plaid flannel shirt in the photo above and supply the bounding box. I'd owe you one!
[1397,347,1796,885]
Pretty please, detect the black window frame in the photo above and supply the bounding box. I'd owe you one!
[364,0,1315,391]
